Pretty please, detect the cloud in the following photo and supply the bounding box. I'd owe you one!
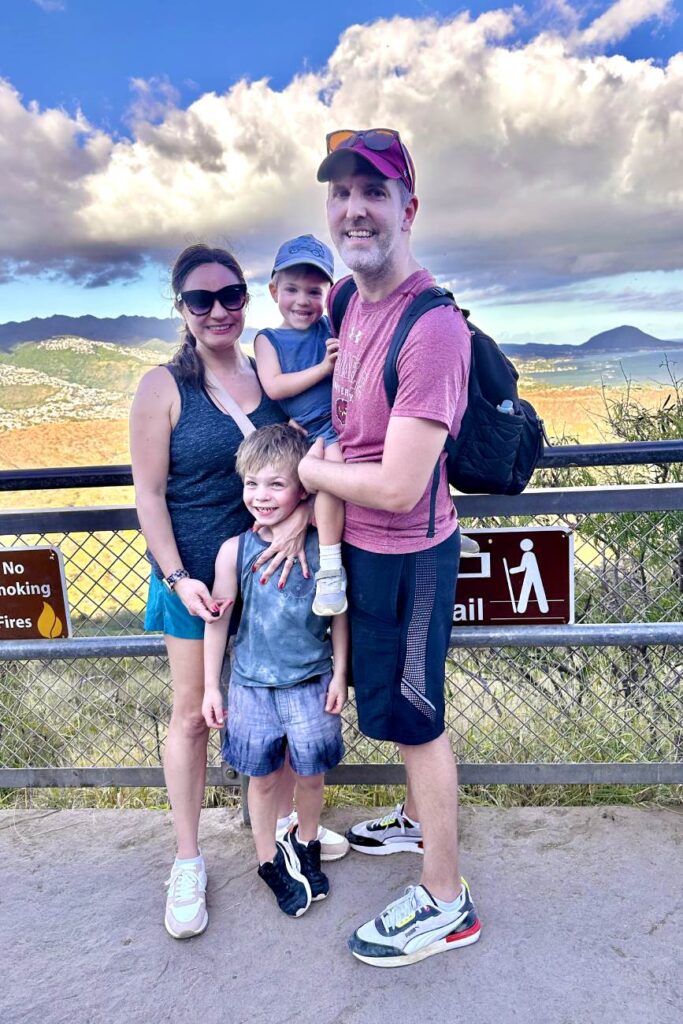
[1,3,681,297]
[31,0,66,11]
[126,76,180,126]
[578,0,674,47]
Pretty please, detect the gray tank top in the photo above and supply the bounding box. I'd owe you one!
[147,363,284,587]
[231,528,332,687]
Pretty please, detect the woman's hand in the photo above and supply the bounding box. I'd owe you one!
[173,576,223,623]
[252,499,313,588]
[298,437,325,494]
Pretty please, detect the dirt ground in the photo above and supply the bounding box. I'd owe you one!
[3,805,681,1024]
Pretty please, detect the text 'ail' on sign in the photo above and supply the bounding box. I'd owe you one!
[0,546,72,640]
[455,528,574,626]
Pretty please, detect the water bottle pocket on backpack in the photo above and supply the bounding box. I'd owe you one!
[446,395,524,494]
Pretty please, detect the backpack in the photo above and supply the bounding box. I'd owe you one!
[330,278,546,496]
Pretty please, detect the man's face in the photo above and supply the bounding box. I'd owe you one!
[326,172,413,276]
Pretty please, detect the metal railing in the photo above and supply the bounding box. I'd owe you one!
[1,441,682,789]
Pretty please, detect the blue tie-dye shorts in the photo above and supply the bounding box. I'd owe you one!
[222,671,344,777]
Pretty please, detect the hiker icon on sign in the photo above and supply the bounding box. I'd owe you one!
[503,539,549,615]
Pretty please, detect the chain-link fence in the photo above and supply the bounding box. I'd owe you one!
[1,480,682,787]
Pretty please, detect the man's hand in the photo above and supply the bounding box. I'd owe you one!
[202,687,226,729]
[325,672,347,714]
[298,437,325,494]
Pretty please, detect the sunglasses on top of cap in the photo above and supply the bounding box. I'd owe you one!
[325,128,415,193]
[179,283,248,317]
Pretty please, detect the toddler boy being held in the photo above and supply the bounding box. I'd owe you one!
[254,234,346,617]
[203,424,348,917]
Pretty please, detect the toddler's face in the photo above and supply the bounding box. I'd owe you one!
[269,270,330,331]
[242,462,305,527]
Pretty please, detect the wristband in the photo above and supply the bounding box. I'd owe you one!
[162,568,190,592]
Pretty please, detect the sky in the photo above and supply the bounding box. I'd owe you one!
[0,0,681,345]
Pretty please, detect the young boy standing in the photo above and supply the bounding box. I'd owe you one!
[254,234,347,618]
[202,424,348,917]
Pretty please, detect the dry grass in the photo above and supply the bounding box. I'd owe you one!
[527,384,671,445]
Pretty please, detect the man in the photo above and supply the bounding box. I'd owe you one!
[298,129,481,967]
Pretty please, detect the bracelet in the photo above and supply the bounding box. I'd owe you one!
[162,568,190,592]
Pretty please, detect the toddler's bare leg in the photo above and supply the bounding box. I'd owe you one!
[314,441,345,546]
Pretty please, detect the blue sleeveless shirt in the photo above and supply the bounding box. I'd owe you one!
[231,528,332,688]
[148,363,284,587]
[259,318,336,442]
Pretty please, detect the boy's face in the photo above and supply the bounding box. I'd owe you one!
[268,269,330,332]
[242,462,306,528]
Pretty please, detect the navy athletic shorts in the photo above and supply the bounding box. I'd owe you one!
[343,528,460,745]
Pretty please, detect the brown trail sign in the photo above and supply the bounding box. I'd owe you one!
[0,546,72,640]
[456,528,574,626]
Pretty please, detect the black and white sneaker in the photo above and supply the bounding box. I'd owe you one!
[257,840,312,917]
[345,803,423,855]
[282,826,329,901]
[348,880,481,967]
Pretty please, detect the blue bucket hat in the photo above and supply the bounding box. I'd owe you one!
[272,234,334,283]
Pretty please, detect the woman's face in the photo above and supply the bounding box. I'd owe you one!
[178,262,246,357]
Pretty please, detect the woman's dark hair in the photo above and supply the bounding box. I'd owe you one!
[170,243,248,388]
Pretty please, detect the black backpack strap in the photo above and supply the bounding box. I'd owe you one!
[382,287,459,538]
[329,277,358,335]
[383,287,458,405]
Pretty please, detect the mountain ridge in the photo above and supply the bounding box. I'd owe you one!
[0,315,681,359]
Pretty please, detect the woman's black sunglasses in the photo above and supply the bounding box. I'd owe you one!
[179,283,248,316]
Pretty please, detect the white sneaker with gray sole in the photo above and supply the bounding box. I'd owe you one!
[276,811,350,861]
[312,566,348,617]
[164,860,208,939]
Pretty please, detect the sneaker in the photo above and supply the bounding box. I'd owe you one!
[276,812,350,861]
[345,803,424,855]
[282,826,329,901]
[164,860,208,939]
[460,533,480,556]
[348,880,481,967]
[257,840,312,917]
[312,566,348,616]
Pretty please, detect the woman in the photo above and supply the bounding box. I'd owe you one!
[130,244,311,939]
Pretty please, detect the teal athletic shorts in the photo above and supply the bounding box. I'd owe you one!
[144,572,205,640]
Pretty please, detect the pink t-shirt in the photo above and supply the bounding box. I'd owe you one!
[331,269,471,554]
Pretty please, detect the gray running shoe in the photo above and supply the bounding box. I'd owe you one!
[164,860,208,939]
[312,566,348,617]
[345,803,424,855]
[348,880,481,967]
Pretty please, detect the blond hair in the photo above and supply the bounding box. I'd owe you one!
[235,424,309,482]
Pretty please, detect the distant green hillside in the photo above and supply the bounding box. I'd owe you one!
[0,338,172,394]
[0,337,173,431]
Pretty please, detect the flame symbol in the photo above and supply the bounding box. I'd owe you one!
[37,602,63,639]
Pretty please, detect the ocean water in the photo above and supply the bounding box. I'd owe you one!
[517,349,683,389]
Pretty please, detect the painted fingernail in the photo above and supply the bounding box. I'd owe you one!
[251,565,257,572]
[260,578,267,585]
[278,582,284,590]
